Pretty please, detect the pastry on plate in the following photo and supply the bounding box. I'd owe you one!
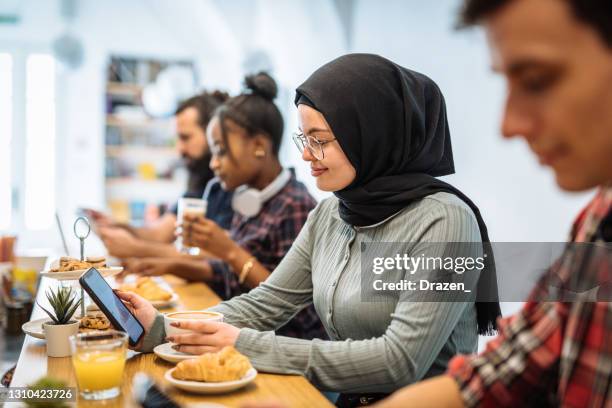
[49,256,107,272]
[171,346,252,382]
[86,256,107,269]
[119,277,172,302]
[79,312,111,332]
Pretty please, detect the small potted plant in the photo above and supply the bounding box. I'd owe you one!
[38,286,82,357]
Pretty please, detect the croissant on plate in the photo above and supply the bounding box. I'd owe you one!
[119,277,172,301]
[137,278,172,301]
[172,346,252,382]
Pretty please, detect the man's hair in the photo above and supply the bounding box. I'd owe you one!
[175,90,230,130]
[459,0,612,46]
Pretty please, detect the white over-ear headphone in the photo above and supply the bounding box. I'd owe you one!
[232,169,291,218]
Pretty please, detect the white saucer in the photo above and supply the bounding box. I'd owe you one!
[21,318,51,339]
[165,367,257,394]
[153,342,198,363]
[40,266,123,281]
[22,316,110,339]
[150,293,179,309]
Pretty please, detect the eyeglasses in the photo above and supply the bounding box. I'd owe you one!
[292,131,337,161]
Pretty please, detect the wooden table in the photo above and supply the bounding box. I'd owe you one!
[10,275,333,407]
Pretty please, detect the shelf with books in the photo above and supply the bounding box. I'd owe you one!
[106,81,143,96]
[105,177,184,225]
[105,145,177,156]
[104,55,195,224]
[106,114,172,129]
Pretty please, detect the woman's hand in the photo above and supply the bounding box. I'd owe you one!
[84,208,118,230]
[181,214,236,260]
[165,320,240,354]
[113,290,158,350]
[99,226,139,259]
[123,257,174,277]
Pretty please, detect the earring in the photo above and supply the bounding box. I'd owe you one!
[254,149,266,158]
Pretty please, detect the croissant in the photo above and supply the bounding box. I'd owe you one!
[172,346,252,382]
[137,278,172,301]
[119,277,172,301]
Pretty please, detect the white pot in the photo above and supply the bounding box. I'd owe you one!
[43,321,79,357]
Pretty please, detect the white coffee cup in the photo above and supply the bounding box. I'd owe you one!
[164,310,224,338]
[176,198,207,253]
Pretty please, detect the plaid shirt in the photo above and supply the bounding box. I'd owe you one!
[209,170,327,340]
[448,187,612,407]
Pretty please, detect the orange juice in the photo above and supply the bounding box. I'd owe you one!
[72,350,126,391]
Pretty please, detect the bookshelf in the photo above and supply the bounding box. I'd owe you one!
[104,56,195,225]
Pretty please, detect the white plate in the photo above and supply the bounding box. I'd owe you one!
[22,317,111,339]
[150,292,179,309]
[153,342,198,363]
[21,318,51,339]
[40,266,123,281]
[165,367,257,394]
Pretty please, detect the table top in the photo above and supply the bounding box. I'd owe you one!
[10,274,332,408]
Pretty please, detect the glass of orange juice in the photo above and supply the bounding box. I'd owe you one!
[69,330,127,400]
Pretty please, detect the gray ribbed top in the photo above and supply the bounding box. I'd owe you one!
[143,192,482,393]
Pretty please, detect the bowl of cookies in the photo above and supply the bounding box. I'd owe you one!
[41,256,123,281]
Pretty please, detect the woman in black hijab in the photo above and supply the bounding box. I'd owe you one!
[124,54,500,407]
[295,53,500,335]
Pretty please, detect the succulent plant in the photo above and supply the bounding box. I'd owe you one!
[37,286,82,325]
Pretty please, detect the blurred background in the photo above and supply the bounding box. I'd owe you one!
[0,0,592,253]
[0,0,597,380]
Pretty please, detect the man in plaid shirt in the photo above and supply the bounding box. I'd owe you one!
[373,0,612,407]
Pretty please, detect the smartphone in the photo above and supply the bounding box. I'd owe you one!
[79,267,145,346]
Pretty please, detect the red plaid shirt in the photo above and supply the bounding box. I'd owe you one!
[209,170,327,340]
[448,187,612,407]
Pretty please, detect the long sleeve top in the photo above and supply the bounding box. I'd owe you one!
[143,192,483,393]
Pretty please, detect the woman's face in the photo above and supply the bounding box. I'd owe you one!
[297,104,356,192]
[206,116,267,191]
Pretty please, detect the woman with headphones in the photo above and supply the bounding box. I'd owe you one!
[129,72,326,341]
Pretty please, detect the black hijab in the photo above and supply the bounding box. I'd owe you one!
[295,54,500,335]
